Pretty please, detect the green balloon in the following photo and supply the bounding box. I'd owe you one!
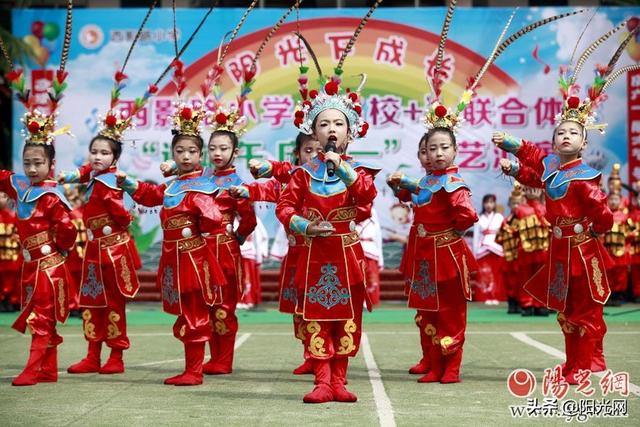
[42,22,60,41]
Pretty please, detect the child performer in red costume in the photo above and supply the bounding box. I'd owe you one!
[387,2,576,382]
[494,23,639,383]
[0,3,77,385]
[58,67,150,374]
[630,188,640,302]
[602,191,631,306]
[276,4,382,403]
[118,60,226,386]
[0,191,22,312]
[230,132,322,376]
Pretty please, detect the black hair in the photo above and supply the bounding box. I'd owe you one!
[481,194,497,214]
[293,132,315,165]
[89,135,122,163]
[23,143,55,166]
[171,132,204,151]
[420,127,457,148]
[209,130,239,150]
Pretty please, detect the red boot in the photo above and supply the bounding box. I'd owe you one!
[293,358,314,375]
[331,357,357,402]
[100,348,124,374]
[565,337,595,385]
[303,359,334,403]
[12,335,49,386]
[164,342,205,386]
[203,333,234,375]
[37,334,63,382]
[591,337,606,373]
[440,349,463,384]
[409,325,431,374]
[418,347,443,383]
[68,341,102,374]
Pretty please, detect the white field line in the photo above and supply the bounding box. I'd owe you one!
[0,333,251,379]
[510,332,640,397]
[361,333,396,427]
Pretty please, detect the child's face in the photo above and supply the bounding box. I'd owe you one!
[0,192,8,209]
[312,109,349,152]
[23,146,54,184]
[172,138,202,173]
[208,134,238,170]
[417,140,432,172]
[426,132,456,170]
[297,138,323,164]
[89,138,115,173]
[483,199,496,213]
[608,194,621,211]
[390,204,410,224]
[553,121,586,158]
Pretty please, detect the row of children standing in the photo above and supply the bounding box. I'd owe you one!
[3,0,638,404]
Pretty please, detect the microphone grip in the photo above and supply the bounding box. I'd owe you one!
[325,141,337,177]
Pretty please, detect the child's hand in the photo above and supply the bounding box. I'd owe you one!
[386,171,404,186]
[159,161,173,175]
[248,159,267,178]
[306,218,335,237]
[115,171,127,186]
[492,131,505,147]
[229,185,249,199]
[499,158,512,174]
[56,172,66,184]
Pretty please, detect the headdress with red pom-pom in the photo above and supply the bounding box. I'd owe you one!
[292,0,380,140]
[423,1,582,134]
[556,21,640,133]
[2,0,74,145]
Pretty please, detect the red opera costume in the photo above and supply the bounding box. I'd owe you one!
[602,207,631,296]
[0,204,22,308]
[630,206,640,300]
[197,165,256,374]
[276,153,379,393]
[501,135,614,382]
[0,172,77,383]
[61,164,142,373]
[393,166,478,383]
[67,201,87,311]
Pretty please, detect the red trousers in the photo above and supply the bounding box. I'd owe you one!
[502,262,519,300]
[303,284,364,360]
[173,290,212,343]
[80,282,130,349]
[364,257,381,306]
[518,263,544,308]
[416,277,467,356]
[607,265,629,294]
[240,258,262,305]
[0,270,20,305]
[473,253,506,301]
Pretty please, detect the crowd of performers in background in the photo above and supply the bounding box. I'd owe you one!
[2,0,640,406]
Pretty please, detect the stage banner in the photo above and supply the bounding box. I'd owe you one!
[11,7,639,268]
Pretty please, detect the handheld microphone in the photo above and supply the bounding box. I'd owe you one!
[325,140,337,177]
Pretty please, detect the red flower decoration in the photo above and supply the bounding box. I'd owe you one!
[309,90,318,99]
[299,89,308,100]
[244,70,256,83]
[172,59,184,72]
[354,105,362,115]
[105,115,118,127]
[359,122,369,137]
[567,96,580,109]
[28,121,40,133]
[181,107,193,120]
[294,117,303,127]
[215,113,228,124]
[114,71,128,83]
[303,100,312,108]
[348,92,358,103]
[6,69,23,82]
[294,110,305,119]
[55,70,68,84]
[148,84,158,94]
[324,81,339,96]
[434,105,448,118]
